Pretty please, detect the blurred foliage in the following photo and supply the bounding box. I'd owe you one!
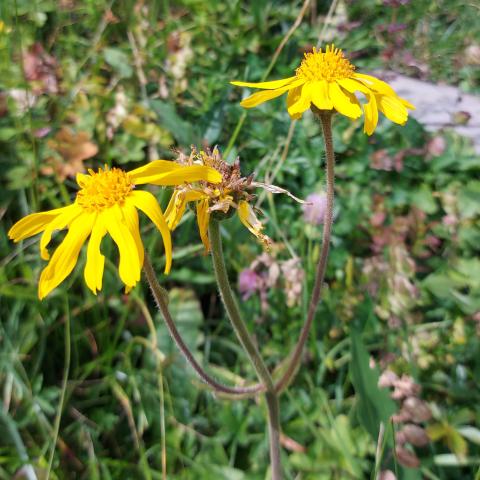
[0,0,480,479]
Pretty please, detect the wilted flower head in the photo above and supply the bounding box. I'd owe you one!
[231,44,414,135]
[302,192,327,225]
[166,147,302,251]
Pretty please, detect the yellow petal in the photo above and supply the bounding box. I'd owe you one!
[76,172,90,187]
[38,213,95,300]
[400,97,415,110]
[164,191,186,230]
[240,88,288,109]
[338,78,378,135]
[377,94,409,125]
[363,93,378,135]
[129,159,181,178]
[286,86,302,119]
[130,161,221,186]
[231,76,297,90]
[338,77,371,95]
[104,205,141,288]
[39,204,83,260]
[123,201,144,268]
[239,80,303,109]
[129,190,172,274]
[196,198,211,252]
[310,80,334,110]
[237,200,270,247]
[8,205,75,242]
[353,73,397,97]
[165,189,206,230]
[84,214,107,295]
[288,82,314,118]
[329,82,362,119]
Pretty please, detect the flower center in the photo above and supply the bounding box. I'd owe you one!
[295,45,355,82]
[76,166,134,212]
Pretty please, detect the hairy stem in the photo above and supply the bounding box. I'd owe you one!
[266,392,282,480]
[274,110,335,393]
[208,221,274,389]
[143,254,262,396]
[209,221,282,479]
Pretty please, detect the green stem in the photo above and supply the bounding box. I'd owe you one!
[208,221,274,390]
[46,297,72,479]
[274,110,335,393]
[224,111,246,159]
[265,392,282,480]
[208,221,282,479]
[143,254,262,396]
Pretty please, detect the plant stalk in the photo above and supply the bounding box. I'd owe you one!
[275,110,335,392]
[143,253,262,396]
[208,220,282,479]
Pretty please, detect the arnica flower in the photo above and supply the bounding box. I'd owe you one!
[8,161,221,299]
[231,44,414,135]
[165,147,279,251]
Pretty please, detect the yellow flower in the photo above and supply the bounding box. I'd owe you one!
[8,161,221,299]
[231,44,414,135]
[165,147,271,252]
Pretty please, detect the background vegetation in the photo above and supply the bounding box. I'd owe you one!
[1,0,479,478]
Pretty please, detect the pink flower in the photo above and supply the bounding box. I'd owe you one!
[303,192,327,225]
[238,269,260,300]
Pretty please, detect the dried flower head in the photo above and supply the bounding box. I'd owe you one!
[165,146,293,251]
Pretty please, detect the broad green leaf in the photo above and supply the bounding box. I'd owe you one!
[411,184,437,214]
[103,47,133,78]
[150,100,201,146]
[349,329,396,441]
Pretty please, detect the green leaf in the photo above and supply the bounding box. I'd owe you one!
[423,273,453,298]
[156,287,204,355]
[458,181,480,219]
[150,99,201,146]
[411,184,437,214]
[349,329,396,441]
[103,48,133,78]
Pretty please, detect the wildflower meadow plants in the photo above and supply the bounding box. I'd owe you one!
[5,2,480,480]
[7,36,415,478]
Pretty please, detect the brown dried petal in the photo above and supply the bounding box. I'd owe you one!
[402,397,432,423]
[395,445,420,468]
[379,470,397,480]
[403,424,430,447]
[279,433,306,453]
[378,369,399,388]
[45,127,98,180]
[426,136,446,157]
[391,375,421,400]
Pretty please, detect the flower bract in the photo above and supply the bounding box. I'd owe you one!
[8,161,222,299]
[231,44,415,135]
